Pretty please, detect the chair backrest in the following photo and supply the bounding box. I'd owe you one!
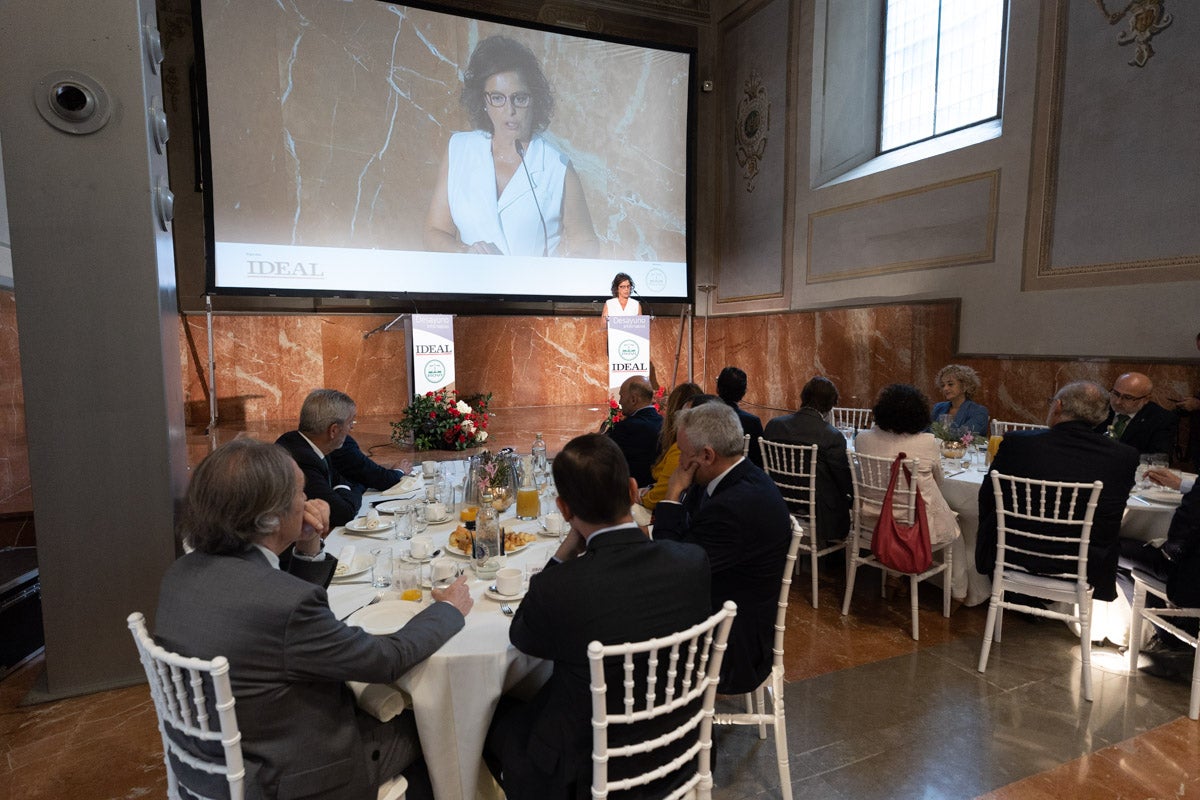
[759,440,818,527]
[741,433,751,457]
[830,406,873,432]
[587,601,737,800]
[127,611,246,800]
[988,471,1103,584]
[770,518,805,664]
[990,419,1049,437]
[850,451,919,533]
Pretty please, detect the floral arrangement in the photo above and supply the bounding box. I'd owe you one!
[391,390,491,451]
[603,385,666,427]
[473,449,513,495]
[930,420,974,446]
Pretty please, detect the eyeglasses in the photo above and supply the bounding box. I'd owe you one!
[485,91,531,109]
[1110,389,1149,403]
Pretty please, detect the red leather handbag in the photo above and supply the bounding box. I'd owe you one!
[871,453,933,574]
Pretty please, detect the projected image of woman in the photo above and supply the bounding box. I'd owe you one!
[424,36,597,258]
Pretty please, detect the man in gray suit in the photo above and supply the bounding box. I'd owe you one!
[762,375,853,546]
[155,439,472,800]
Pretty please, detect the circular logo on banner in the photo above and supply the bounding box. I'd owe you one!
[618,340,640,361]
[424,360,446,383]
[645,268,667,293]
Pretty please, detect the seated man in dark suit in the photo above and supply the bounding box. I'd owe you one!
[276,388,365,527]
[606,375,663,487]
[155,439,472,800]
[654,402,792,694]
[1119,472,1200,680]
[717,365,764,468]
[330,434,412,493]
[485,434,710,799]
[763,375,853,547]
[1098,371,1178,456]
[977,381,1139,601]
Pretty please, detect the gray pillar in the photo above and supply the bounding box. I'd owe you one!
[0,0,186,698]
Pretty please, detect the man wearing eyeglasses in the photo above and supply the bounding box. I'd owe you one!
[1098,372,1178,457]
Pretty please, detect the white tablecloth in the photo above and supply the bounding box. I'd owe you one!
[325,481,557,800]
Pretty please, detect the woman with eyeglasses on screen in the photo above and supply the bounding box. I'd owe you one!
[424,36,597,259]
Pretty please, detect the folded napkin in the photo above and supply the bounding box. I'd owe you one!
[348,681,411,722]
[382,475,422,495]
[338,545,357,567]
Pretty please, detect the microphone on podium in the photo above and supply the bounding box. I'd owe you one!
[515,139,549,257]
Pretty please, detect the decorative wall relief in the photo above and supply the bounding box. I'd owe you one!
[735,71,770,193]
[1094,0,1173,67]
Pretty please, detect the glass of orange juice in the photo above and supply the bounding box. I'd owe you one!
[396,562,423,603]
[460,505,479,524]
[987,434,1003,465]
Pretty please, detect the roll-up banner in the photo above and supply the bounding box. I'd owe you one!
[606,316,651,399]
[404,314,456,396]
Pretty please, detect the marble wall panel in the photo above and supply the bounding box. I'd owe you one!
[0,291,30,516]
[319,317,410,415]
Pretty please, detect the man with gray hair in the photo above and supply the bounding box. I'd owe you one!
[976,381,1139,601]
[653,401,791,694]
[277,388,364,527]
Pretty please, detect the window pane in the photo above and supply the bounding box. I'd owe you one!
[880,0,1004,152]
[935,0,1004,135]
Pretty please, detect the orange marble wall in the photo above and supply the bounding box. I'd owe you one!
[0,299,1195,519]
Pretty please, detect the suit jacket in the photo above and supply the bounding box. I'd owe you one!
[276,430,364,527]
[328,434,404,493]
[607,406,663,487]
[652,459,792,693]
[762,408,852,545]
[1164,480,1200,608]
[976,421,1138,601]
[154,547,464,800]
[1100,402,1178,456]
[506,527,711,797]
[727,401,765,468]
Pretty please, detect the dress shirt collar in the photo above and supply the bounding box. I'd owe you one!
[253,543,281,570]
[298,431,327,460]
[585,522,638,546]
[704,457,745,497]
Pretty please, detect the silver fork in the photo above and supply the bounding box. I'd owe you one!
[500,604,514,617]
[338,592,382,621]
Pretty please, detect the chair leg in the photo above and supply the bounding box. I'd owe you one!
[978,595,1000,672]
[744,692,754,714]
[1127,581,1146,672]
[810,546,820,610]
[1078,598,1094,703]
[942,546,952,618]
[1189,645,1200,721]
[910,574,920,641]
[771,673,793,800]
[755,685,767,740]
[841,554,859,617]
[995,601,1004,644]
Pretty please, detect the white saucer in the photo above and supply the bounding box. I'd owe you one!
[425,514,452,524]
[345,517,395,534]
[332,557,371,580]
[348,601,419,634]
[485,586,527,602]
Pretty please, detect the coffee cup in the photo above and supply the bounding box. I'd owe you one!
[542,511,564,535]
[431,557,457,583]
[495,567,523,597]
[425,501,447,522]
[409,536,433,560]
[422,460,438,478]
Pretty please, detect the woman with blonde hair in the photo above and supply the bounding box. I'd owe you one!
[640,382,704,511]
[931,364,989,437]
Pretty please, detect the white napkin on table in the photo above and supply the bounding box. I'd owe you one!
[382,475,422,495]
[348,681,411,722]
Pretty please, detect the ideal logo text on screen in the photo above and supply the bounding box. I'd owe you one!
[246,260,325,277]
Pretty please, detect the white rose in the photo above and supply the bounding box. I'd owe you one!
[456,400,472,415]
[463,419,476,435]
[477,430,488,442]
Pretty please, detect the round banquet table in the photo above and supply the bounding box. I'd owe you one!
[325,479,557,800]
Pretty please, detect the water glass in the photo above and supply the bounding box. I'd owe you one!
[370,546,393,588]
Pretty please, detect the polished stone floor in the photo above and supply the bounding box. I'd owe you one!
[3,405,1198,799]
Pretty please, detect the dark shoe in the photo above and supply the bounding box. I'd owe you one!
[1139,651,1194,684]
[1143,632,1191,654]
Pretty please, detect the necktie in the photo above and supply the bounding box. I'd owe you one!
[1111,414,1130,439]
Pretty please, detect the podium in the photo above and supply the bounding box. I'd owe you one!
[405,314,456,395]
[606,316,651,398]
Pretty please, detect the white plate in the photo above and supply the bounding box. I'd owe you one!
[348,601,419,635]
[375,499,418,514]
[485,586,527,602]
[425,513,452,524]
[1139,488,1183,506]
[332,557,371,580]
[345,517,395,534]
